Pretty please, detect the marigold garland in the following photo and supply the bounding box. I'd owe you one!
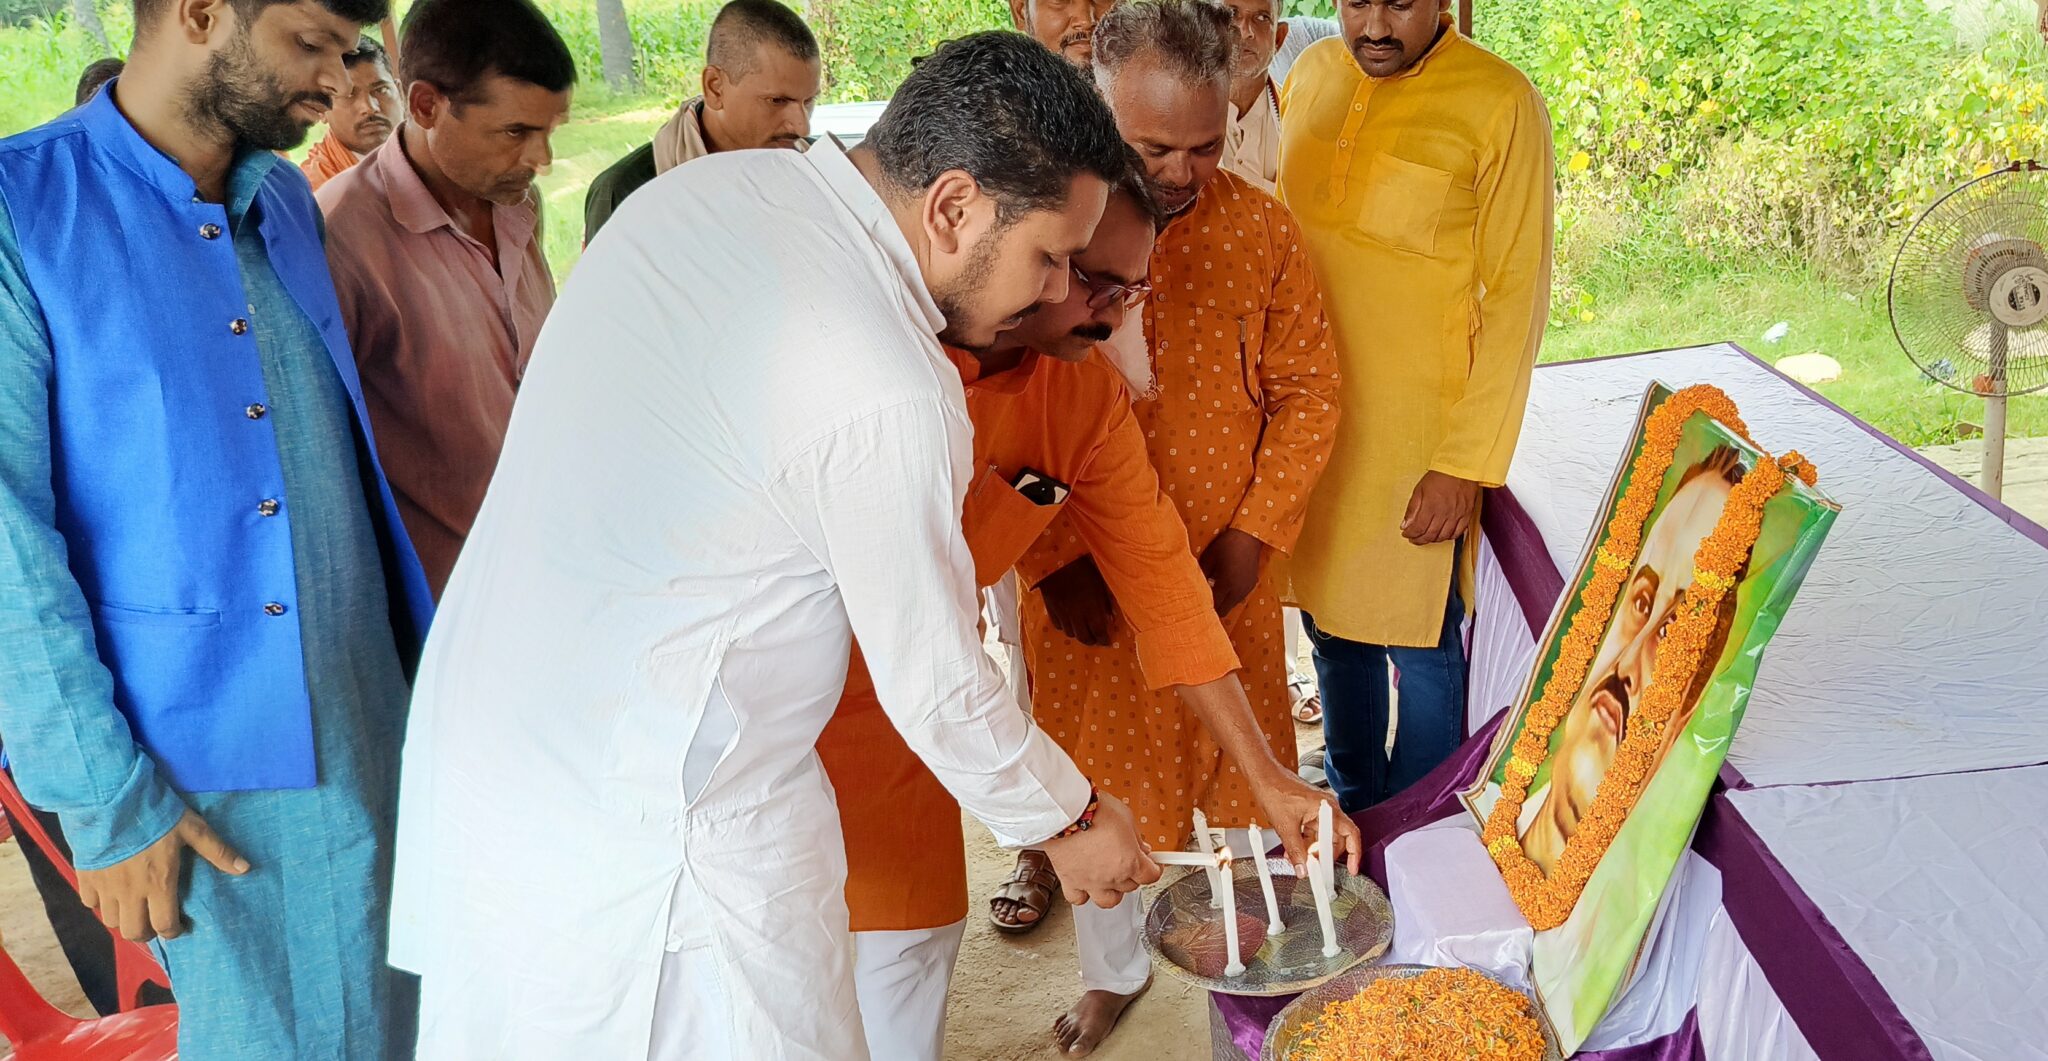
[1480,385,1820,930]
[1298,967,1545,1061]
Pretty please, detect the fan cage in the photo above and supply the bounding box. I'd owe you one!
[1889,160,2048,398]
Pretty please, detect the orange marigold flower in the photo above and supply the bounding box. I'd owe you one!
[1297,968,1546,1061]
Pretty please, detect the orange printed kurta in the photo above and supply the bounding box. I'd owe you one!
[299,133,359,192]
[1018,172,1340,850]
[818,347,1238,932]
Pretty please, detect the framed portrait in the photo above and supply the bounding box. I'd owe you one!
[1463,382,1838,1052]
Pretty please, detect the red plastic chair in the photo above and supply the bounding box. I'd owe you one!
[0,772,171,1013]
[0,769,180,1056]
[0,940,177,1059]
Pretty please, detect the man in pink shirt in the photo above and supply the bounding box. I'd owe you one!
[320,0,574,596]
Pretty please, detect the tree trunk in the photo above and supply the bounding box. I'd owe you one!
[71,0,107,51]
[595,0,640,92]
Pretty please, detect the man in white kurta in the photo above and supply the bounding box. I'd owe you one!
[388,33,1157,1060]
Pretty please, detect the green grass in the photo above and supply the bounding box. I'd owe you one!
[535,90,674,276]
[1544,263,2048,447]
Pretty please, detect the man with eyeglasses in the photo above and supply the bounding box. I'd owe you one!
[1005,3,1342,1052]
[814,169,1357,1061]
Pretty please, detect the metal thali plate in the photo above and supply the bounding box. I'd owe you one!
[1141,859,1391,996]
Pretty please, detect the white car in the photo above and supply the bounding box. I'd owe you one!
[809,100,888,148]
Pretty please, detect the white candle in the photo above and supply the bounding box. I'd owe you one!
[1192,809,1222,908]
[1216,844,1245,977]
[1311,804,1340,958]
[1247,821,1283,934]
[1150,850,1229,868]
[1316,801,1334,887]
[1310,850,1340,958]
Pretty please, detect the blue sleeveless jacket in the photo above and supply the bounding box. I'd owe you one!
[0,89,433,792]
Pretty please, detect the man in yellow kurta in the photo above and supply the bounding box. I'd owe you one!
[1014,1,1342,1052]
[1277,0,1553,812]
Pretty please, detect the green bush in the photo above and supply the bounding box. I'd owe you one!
[538,0,723,103]
[810,0,1008,102]
[532,0,1008,105]
[0,0,61,29]
[1479,0,2048,319]
[0,6,127,135]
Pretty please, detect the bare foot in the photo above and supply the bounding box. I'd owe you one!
[1052,980,1149,1057]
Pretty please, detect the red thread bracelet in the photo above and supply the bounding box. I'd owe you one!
[1052,788,1101,840]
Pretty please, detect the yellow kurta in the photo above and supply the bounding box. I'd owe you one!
[1018,173,1340,848]
[1276,25,1554,647]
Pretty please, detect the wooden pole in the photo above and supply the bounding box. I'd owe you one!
[1458,0,1473,36]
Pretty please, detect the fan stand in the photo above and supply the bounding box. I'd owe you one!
[1975,256,2045,500]
[1985,324,2008,500]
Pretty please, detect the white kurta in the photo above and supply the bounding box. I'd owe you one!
[388,139,1091,1060]
[1222,80,1282,196]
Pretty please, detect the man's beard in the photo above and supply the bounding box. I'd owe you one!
[934,232,1007,351]
[481,171,539,206]
[1231,49,1269,83]
[187,30,328,152]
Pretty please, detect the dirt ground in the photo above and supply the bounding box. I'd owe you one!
[944,821,1212,1061]
[0,839,95,1021]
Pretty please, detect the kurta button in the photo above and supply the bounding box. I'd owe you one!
[263,602,287,616]
[257,498,280,517]
[245,402,267,419]
[200,222,221,240]
[230,318,249,335]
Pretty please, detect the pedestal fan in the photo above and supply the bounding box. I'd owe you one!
[1890,161,2048,498]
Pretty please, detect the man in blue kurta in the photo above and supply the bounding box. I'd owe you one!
[0,0,432,1056]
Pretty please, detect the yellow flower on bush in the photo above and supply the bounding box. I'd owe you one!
[1568,151,1592,174]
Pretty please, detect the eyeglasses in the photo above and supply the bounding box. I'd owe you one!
[1071,264,1152,310]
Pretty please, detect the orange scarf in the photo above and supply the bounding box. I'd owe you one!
[300,134,359,191]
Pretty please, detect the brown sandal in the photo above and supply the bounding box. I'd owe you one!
[989,849,1060,934]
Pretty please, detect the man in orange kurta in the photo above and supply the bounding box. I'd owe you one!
[816,180,1354,1061]
[299,37,398,191]
[1012,2,1342,1051]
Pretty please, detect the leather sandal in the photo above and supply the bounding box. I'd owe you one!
[988,849,1059,934]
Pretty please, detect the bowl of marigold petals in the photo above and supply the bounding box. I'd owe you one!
[1261,964,1561,1061]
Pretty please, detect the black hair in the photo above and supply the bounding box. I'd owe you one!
[1092,0,1234,89]
[133,0,389,29]
[865,31,1133,222]
[706,0,819,79]
[344,35,390,73]
[74,58,124,107]
[400,0,577,105]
